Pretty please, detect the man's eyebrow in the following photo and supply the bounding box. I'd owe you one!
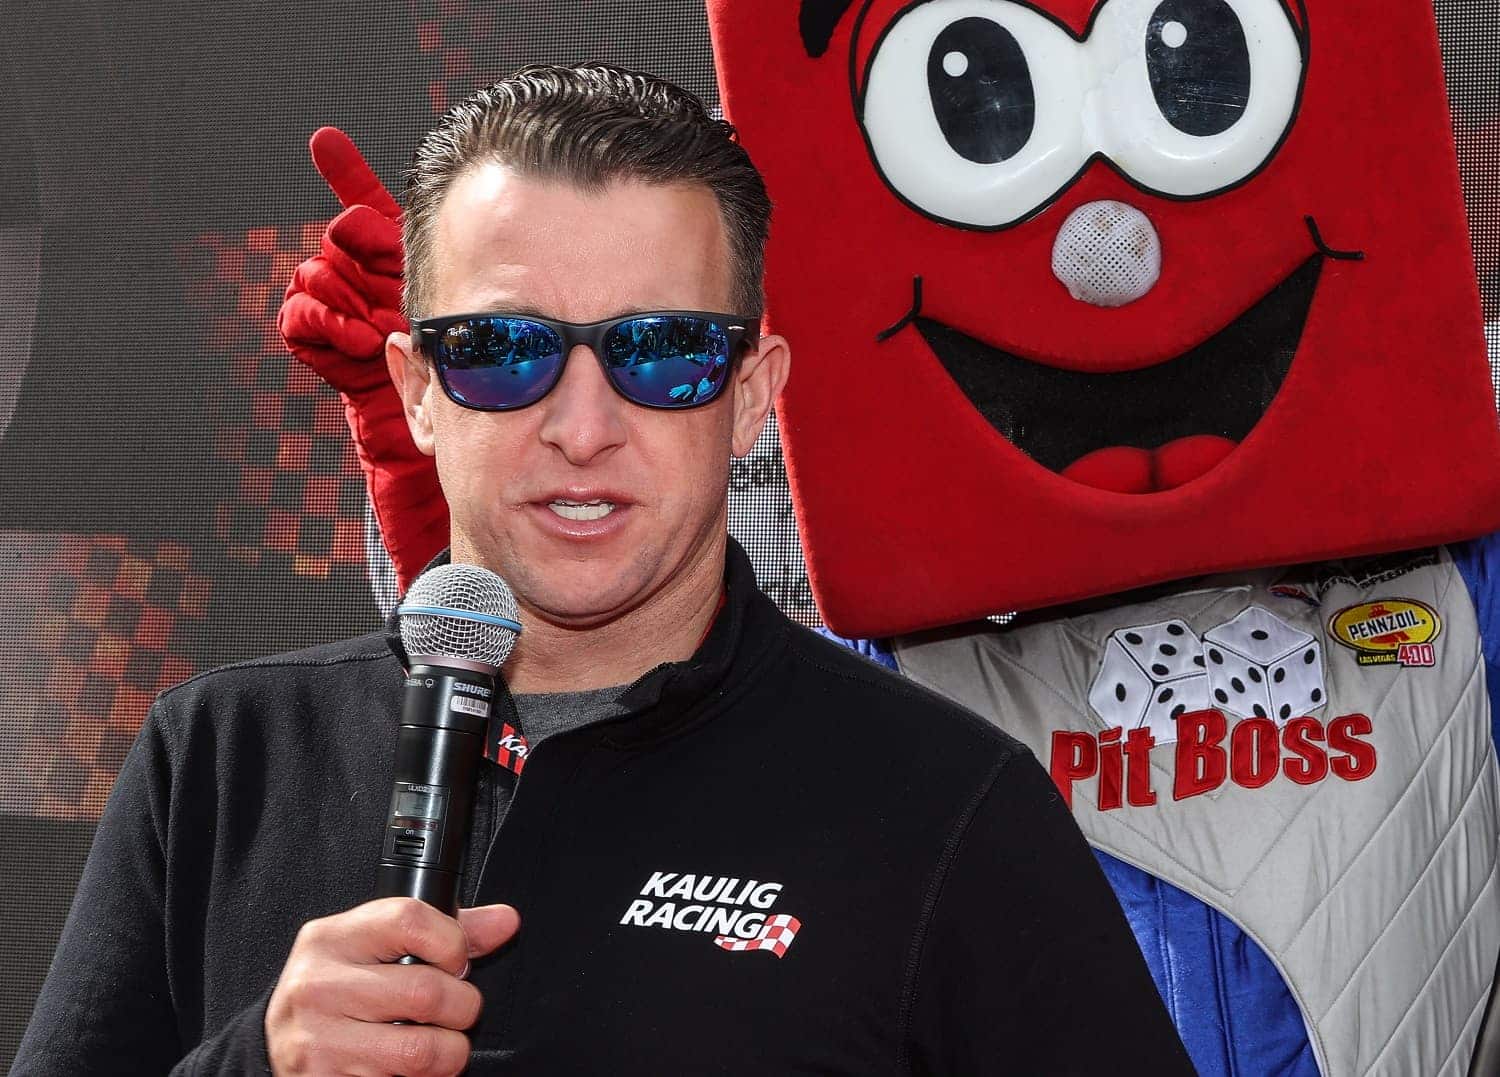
[452,302,669,321]
[457,298,548,317]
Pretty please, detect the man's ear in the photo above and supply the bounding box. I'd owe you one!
[730,333,791,458]
[386,330,437,457]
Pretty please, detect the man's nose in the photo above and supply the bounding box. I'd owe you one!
[536,344,629,464]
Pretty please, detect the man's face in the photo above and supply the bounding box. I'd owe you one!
[393,164,767,627]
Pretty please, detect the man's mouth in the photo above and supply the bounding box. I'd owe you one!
[548,499,617,521]
[914,255,1324,493]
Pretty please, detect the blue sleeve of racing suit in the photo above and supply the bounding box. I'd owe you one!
[813,627,900,671]
[1096,851,1318,1077]
[1452,531,1500,755]
[817,628,1319,1075]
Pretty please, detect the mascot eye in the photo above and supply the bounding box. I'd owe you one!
[1144,0,1250,136]
[1092,0,1303,197]
[861,0,1087,228]
[928,18,1036,163]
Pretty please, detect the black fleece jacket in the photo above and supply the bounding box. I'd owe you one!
[15,540,1192,1075]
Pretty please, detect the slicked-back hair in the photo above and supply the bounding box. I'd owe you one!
[402,63,772,321]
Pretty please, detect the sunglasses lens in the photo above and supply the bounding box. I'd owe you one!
[602,316,734,407]
[432,317,564,409]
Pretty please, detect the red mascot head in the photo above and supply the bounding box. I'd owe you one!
[707,0,1500,637]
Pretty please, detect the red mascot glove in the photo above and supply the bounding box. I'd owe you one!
[277,127,448,592]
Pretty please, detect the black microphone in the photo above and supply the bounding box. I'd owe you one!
[375,563,521,916]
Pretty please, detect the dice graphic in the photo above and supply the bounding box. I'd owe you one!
[1139,669,1212,743]
[1113,620,1205,681]
[1203,607,1326,722]
[1265,641,1325,720]
[1203,645,1273,720]
[1088,620,1210,743]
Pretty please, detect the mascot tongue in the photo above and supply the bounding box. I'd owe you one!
[1060,435,1238,494]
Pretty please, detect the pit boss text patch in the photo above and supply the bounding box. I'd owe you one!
[1053,605,1378,807]
[1050,711,1377,808]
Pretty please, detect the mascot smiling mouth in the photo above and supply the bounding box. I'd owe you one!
[914,255,1323,494]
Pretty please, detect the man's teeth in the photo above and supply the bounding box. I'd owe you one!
[548,499,616,521]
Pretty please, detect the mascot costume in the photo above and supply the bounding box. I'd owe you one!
[277,2,1500,1072]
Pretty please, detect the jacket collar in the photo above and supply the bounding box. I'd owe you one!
[383,536,784,742]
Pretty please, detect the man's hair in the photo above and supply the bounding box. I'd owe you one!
[402,63,771,321]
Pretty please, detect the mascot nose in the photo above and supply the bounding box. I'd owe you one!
[1050,200,1162,308]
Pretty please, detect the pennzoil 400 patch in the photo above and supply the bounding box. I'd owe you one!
[1329,599,1441,668]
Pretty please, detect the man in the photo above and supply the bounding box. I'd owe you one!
[16,64,1191,1074]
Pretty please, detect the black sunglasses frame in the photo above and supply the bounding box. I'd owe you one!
[412,309,761,412]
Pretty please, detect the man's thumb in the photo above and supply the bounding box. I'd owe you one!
[457,903,521,962]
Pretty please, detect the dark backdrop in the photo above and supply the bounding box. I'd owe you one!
[0,0,1495,1066]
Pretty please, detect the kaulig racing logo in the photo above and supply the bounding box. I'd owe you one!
[620,871,802,958]
[1055,607,1377,808]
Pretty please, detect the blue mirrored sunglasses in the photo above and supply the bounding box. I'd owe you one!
[413,310,759,411]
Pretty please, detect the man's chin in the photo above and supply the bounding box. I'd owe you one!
[510,563,663,630]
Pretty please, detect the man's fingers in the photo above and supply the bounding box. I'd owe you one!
[310,126,404,221]
[308,1019,470,1077]
[327,204,405,277]
[310,897,472,976]
[370,1022,472,1077]
[379,898,473,976]
[457,904,522,959]
[340,963,484,1030]
[270,1015,470,1077]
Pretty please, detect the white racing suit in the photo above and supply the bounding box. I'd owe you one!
[844,537,1500,1075]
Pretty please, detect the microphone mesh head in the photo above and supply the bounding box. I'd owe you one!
[398,563,521,670]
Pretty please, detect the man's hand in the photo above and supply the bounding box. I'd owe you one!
[265,898,520,1076]
[276,126,449,591]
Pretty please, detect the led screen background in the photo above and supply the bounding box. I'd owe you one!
[0,0,1493,1064]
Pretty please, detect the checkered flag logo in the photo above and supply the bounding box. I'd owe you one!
[714,913,801,958]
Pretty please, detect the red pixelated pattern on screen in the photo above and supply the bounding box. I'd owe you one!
[178,227,367,583]
[29,535,209,821]
[408,0,494,116]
